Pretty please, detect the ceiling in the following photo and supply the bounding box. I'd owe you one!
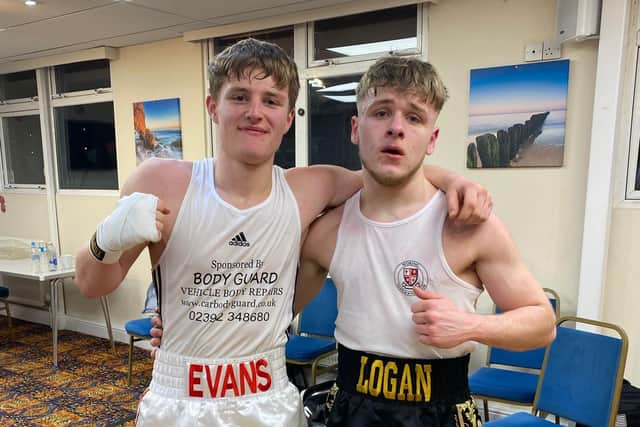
[0,0,354,65]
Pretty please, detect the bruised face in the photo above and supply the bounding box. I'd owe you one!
[351,87,440,186]
[206,69,294,166]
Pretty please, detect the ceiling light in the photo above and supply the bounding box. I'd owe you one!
[25,0,37,6]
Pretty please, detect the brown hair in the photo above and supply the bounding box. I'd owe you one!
[356,56,448,112]
[208,38,300,111]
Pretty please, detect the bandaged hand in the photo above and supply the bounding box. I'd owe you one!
[90,192,166,263]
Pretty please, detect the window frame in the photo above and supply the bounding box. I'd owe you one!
[0,108,46,191]
[306,4,424,68]
[626,46,640,200]
[206,3,427,169]
[0,70,39,105]
[49,61,118,194]
[51,94,117,193]
[50,60,112,99]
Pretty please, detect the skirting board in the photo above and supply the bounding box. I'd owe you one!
[7,304,131,344]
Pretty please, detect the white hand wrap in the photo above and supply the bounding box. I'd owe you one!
[91,192,160,264]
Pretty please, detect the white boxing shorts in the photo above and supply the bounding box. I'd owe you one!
[136,347,304,427]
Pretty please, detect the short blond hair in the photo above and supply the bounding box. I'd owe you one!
[356,56,448,112]
[208,38,300,111]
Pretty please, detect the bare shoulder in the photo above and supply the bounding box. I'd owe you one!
[445,213,517,261]
[285,165,331,195]
[285,166,334,227]
[121,158,192,198]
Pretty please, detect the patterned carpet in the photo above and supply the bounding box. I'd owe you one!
[0,315,152,426]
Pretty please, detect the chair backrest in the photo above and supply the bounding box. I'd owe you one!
[298,277,337,338]
[488,288,560,369]
[534,316,628,427]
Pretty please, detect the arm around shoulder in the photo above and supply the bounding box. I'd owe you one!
[286,166,361,225]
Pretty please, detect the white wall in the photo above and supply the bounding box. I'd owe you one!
[428,0,598,373]
[9,0,638,385]
[59,37,206,332]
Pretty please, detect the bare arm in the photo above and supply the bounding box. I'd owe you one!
[75,159,171,298]
[412,215,556,351]
[471,217,556,349]
[288,164,492,230]
[76,243,147,298]
[423,164,492,223]
[293,206,341,315]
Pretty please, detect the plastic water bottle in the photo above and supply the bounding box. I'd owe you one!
[31,241,41,274]
[39,245,48,272]
[47,242,58,272]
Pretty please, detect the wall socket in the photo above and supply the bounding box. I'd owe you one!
[542,40,561,60]
[524,42,543,62]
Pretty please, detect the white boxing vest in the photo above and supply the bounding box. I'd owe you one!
[153,158,300,358]
[330,190,482,359]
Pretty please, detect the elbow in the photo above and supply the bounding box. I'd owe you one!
[539,308,557,346]
[74,253,102,299]
[545,326,557,345]
[75,268,96,298]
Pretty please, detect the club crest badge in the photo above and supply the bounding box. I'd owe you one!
[394,260,430,295]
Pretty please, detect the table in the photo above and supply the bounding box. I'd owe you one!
[0,257,115,368]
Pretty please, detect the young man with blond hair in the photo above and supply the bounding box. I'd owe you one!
[76,39,490,426]
[295,56,556,426]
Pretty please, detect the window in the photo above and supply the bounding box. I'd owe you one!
[51,59,118,190]
[213,28,296,169]
[310,5,419,65]
[308,75,361,170]
[53,59,111,94]
[0,71,38,103]
[1,114,44,186]
[627,47,640,199]
[210,5,423,170]
[0,70,38,102]
[54,102,117,190]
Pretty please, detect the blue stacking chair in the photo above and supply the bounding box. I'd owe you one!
[485,316,628,427]
[469,288,560,421]
[286,278,338,386]
[125,316,153,386]
[0,286,12,338]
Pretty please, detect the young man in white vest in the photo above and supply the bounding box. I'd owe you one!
[75,39,491,426]
[294,56,557,426]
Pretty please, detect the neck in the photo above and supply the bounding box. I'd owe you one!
[213,153,274,209]
[359,169,438,222]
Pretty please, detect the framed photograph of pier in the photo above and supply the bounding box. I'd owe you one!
[466,60,570,168]
[133,97,183,165]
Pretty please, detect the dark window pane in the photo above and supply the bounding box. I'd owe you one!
[54,59,111,93]
[314,6,417,60]
[0,70,37,101]
[55,102,118,190]
[214,27,294,57]
[308,75,361,170]
[214,27,296,167]
[276,122,295,169]
[2,115,44,185]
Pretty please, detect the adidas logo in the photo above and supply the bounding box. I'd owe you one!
[229,232,250,247]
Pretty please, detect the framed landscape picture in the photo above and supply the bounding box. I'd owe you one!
[133,97,183,165]
[466,60,570,168]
